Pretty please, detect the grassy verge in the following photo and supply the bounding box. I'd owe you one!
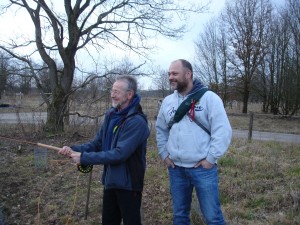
[143,132,300,225]
[219,138,300,224]
[0,123,299,224]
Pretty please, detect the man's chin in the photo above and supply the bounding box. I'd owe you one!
[169,82,175,87]
[170,85,176,90]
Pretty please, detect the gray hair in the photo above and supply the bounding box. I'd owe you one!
[116,75,137,94]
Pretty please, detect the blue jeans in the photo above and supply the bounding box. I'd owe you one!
[168,165,225,225]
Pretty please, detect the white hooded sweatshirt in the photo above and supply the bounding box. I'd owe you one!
[156,89,232,168]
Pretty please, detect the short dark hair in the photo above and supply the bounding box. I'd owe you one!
[116,75,137,94]
[179,59,193,75]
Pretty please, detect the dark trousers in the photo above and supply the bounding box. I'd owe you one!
[102,188,142,225]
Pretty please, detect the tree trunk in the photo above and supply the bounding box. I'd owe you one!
[242,93,249,113]
[45,87,68,132]
[242,81,250,113]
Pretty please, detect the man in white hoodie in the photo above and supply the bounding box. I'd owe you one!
[156,59,232,225]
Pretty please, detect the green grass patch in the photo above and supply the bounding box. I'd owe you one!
[288,166,300,176]
[219,155,237,167]
[245,197,268,209]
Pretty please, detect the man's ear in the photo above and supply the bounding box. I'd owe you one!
[186,70,192,79]
[127,90,134,99]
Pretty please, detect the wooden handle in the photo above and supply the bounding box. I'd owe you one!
[37,143,61,152]
[37,141,93,173]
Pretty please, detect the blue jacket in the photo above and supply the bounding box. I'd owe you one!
[72,98,150,191]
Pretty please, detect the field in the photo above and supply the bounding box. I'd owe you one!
[0,95,299,224]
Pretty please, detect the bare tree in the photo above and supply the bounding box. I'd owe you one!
[221,0,273,113]
[194,18,231,105]
[0,51,10,99]
[279,0,300,115]
[194,19,219,91]
[287,0,300,114]
[217,23,230,105]
[152,68,171,98]
[0,53,32,97]
[193,0,299,115]
[263,15,288,114]
[257,0,300,116]
[0,0,208,132]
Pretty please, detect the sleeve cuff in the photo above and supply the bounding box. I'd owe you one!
[159,150,169,161]
[206,153,217,164]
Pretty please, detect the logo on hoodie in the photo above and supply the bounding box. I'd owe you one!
[168,107,176,117]
[194,101,204,111]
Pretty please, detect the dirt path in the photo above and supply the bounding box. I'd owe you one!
[1,112,299,144]
[233,129,300,144]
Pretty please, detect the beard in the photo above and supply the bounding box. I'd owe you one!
[170,78,189,93]
[112,101,122,108]
[112,99,127,110]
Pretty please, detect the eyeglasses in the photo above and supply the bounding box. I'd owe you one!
[110,89,132,95]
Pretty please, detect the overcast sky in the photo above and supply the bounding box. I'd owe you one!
[0,0,226,90]
[150,0,226,67]
[139,0,226,88]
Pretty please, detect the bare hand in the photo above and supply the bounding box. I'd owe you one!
[58,146,74,157]
[164,156,175,168]
[194,159,214,169]
[58,146,81,165]
[70,152,81,165]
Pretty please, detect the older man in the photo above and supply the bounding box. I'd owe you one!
[60,75,150,225]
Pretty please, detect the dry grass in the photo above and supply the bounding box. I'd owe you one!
[144,131,300,225]
[0,124,299,225]
[219,139,300,225]
[228,114,300,134]
[0,94,300,224]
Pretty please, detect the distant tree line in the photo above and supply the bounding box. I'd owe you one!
[0,53,142,103]
[0,52,33,98]
[194,0,300,116]
[1,0,299,121]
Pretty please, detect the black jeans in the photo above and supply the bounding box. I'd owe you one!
[102,188,142,225]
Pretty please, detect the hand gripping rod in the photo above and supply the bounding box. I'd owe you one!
[0,135,93,173]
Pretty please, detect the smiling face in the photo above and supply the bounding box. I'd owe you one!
[111,79,134,111]
[168,60,193,95]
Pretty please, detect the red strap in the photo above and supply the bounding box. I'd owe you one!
[189,100,196,121]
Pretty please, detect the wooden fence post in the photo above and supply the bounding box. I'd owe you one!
[248,112,254,141]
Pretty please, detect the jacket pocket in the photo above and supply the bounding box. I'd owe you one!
[105,163,131,188]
